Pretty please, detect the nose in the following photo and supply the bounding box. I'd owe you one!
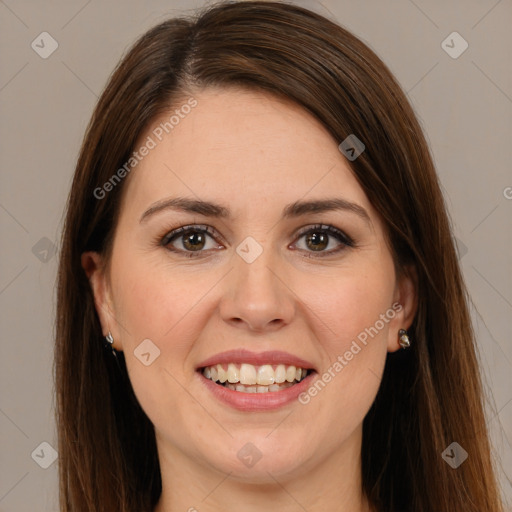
[219,246,295,333]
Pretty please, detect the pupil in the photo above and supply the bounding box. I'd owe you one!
[307,232,327,251]
[184,231,204,251]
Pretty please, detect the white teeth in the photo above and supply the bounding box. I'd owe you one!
[202,362,310,393]
[257,365,275,385]
[240,363,257,385]
[227,363,239,383]
[275,364,286,383]
[229,381,295,393]
[285,365,297,382]
[217,364,227,383]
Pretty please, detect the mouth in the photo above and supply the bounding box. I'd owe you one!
[195,349,317,410]
[198,363,314,394]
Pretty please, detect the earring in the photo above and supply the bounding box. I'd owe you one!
[398,329,411,349]
[104,331,118,357]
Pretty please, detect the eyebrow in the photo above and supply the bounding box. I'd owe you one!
[139,196,372,226]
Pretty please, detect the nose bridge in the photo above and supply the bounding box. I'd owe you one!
[220,237,295,331]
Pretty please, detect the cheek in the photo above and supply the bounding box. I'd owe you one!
[296,261,394,414]
[110,255,218,350]
[302,262,395,352]
[108,255,217,408]
[108,257,212,439]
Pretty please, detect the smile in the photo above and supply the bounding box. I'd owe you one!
[201,363,310,393]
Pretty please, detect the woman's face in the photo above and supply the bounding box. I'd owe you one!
[85,87,415,484]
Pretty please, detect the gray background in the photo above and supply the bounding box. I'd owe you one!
[0,0,510,510]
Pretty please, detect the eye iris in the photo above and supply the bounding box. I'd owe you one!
[183,231,205,251]
[306,232,328,251]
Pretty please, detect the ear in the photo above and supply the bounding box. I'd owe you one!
[81,251,122,351]
[387,265,418,353]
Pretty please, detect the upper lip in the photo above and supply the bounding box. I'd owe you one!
[196,349,316,371]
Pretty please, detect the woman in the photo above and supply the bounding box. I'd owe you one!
[55,1,506,511]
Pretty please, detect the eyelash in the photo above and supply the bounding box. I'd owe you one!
[159,223,355,259]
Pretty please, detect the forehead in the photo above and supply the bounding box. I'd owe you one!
[120,87,374,221]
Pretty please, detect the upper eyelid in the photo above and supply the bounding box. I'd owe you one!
[161,224,221,244]
[294,223,350,239]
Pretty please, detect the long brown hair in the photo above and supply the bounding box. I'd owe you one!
[55,2,505,511]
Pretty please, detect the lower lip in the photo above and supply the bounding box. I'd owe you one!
[197,370,316,412]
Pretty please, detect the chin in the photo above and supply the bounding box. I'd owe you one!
[195,434,312,483]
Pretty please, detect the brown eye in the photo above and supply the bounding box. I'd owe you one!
[292,224,354,257]
[162,225,222,256]
[305,232,329,251]
[182,230,206,251]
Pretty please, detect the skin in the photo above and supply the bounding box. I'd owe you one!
[83,87,416,512]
